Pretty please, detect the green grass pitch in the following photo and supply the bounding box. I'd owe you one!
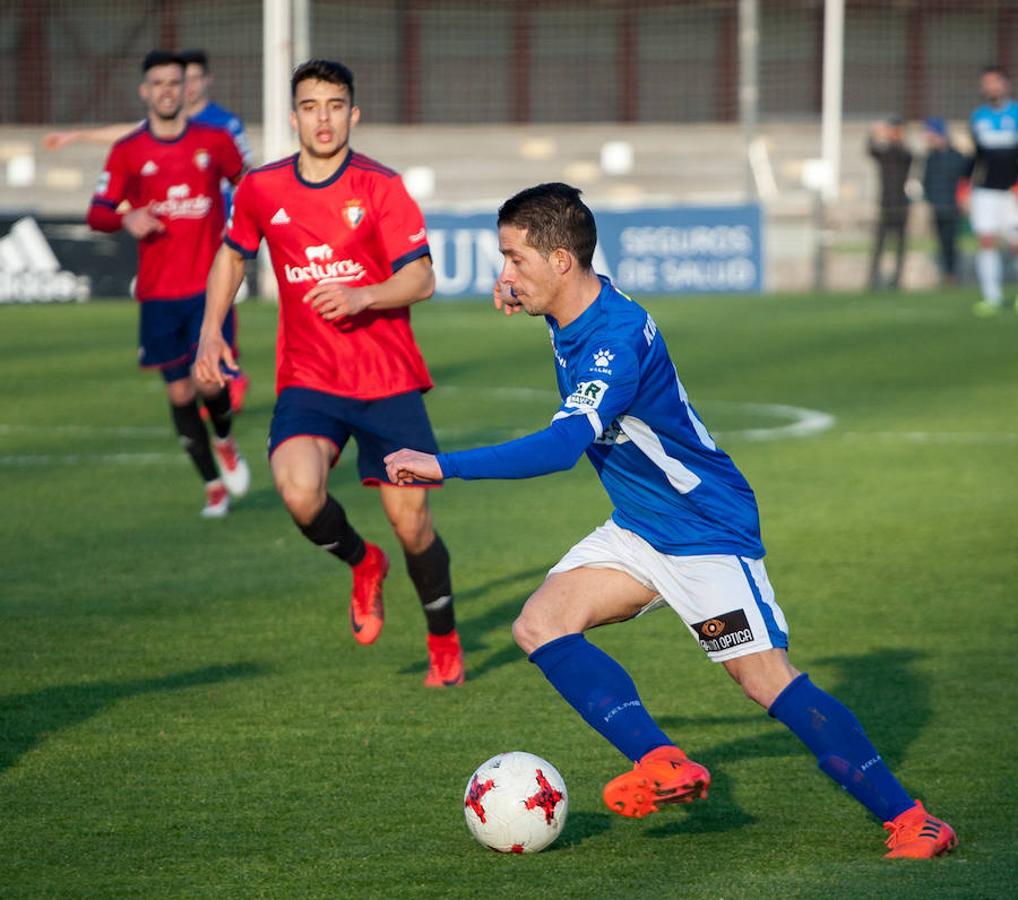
[1,289,1015,898]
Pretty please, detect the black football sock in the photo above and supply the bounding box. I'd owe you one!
[171,400,219,482]
[406,533,455,636]
[298,495,366,565]
[202,387,233,440]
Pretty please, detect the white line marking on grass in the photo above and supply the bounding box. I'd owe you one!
[710,402,836,441]
[843,431,1018,446]
[0,423,167,437]
[432,391,836,442]
[0,452,185,467]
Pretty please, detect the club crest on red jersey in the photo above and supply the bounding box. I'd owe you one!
[193,149,210,171]
[343,200,365,229]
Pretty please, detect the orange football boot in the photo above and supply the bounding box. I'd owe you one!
[349,543,388,645]
[603,745,710,818]
[883,801,957,859]
[424,630,465,687]
[228,371,250,414]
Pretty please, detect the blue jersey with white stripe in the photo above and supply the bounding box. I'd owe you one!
[969,100,1018,190]
[548,276,764,557]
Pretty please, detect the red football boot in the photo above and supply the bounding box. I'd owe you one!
[883,801,958,859]
[603,745,710,818]
[424,630,465,687]
[349,543,388,645]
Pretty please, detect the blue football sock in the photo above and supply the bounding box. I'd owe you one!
[529,633,673,762]
[769,673,914,822]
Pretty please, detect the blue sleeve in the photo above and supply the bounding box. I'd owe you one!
[437,414,595,481]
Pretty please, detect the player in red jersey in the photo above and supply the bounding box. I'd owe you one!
[87,50,251,518]
[46,49,254,415]
[194,59,463,686]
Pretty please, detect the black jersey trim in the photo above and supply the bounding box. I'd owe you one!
[224,235,259,259]
[293,150,353,189]
[392,244,431,274]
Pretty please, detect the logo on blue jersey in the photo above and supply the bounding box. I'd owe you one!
[548,327,567,368]
[593,419,630,446]
[592,348,615,372]
[643,315,657,346]
[566,379,609,409]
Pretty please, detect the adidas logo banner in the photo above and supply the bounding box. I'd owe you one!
[0,216,91,303]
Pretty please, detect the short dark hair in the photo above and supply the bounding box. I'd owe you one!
[178,49,210,72]
[982,65,1009,79]
[290,59,355,104]
[497,183,597,270]
[142,50,184,74]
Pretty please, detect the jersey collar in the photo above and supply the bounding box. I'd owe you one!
[292,148,354,189]
[547,275,613,345]
[144,119,191,144]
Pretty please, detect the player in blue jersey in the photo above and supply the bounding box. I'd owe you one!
[969,66,1018,315]
[43,49,254,410]
[385,183,957,859]
[179,48,255,216]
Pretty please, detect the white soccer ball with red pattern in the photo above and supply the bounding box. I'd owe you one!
[463,751,569,853]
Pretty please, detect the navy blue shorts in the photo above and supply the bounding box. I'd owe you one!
[138,294,237,383]
[269,386,441,486]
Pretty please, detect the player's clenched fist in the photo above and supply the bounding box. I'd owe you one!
[493,278,523,316]
[193,329,237,388]
[384,449,443,485]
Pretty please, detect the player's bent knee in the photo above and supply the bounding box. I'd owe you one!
[512,606,573,656]
[511,614,544,655]
[389,511,434,554]
[276,479,326,526]
[724,651,798,709]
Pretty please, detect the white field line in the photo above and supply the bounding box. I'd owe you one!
[0,398,837,467]
[842,430,1018,445]
[0,452,184,467]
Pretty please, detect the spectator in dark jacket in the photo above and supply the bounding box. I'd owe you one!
[921,117,971,284]
[867,116,913,290]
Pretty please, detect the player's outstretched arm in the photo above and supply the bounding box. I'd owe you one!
[195,244,246,388]
[42,123,138,151]
[386,415,596,487]
[305,256,434,321]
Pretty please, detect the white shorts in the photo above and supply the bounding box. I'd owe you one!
[970,187,1018,239]
[548,518,789,663]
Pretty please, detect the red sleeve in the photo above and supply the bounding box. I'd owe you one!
[86,142,129,232]
[374,175,430,273]
[224,174,261,258]
[216,129,246,185]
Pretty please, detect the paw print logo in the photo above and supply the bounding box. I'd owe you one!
[593,348,615,368]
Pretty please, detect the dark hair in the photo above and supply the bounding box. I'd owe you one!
[497,183,597,269]
[982,65,1009,79]
[290,59,355,104]
[142,50,185,74]
[178,49,209,72]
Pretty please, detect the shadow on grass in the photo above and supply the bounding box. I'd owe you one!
[552,810,614,849]
[645,647,928,837]
[399,565,550,679]
[0,661,268,775]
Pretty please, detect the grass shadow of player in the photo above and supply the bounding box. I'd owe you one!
[228,485,288,512]
[551,810,614,850]
[644,647,928,838]
[0,661,268,776]
[399,565,550,678]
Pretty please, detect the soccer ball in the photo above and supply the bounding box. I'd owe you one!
[463,751,568,853]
